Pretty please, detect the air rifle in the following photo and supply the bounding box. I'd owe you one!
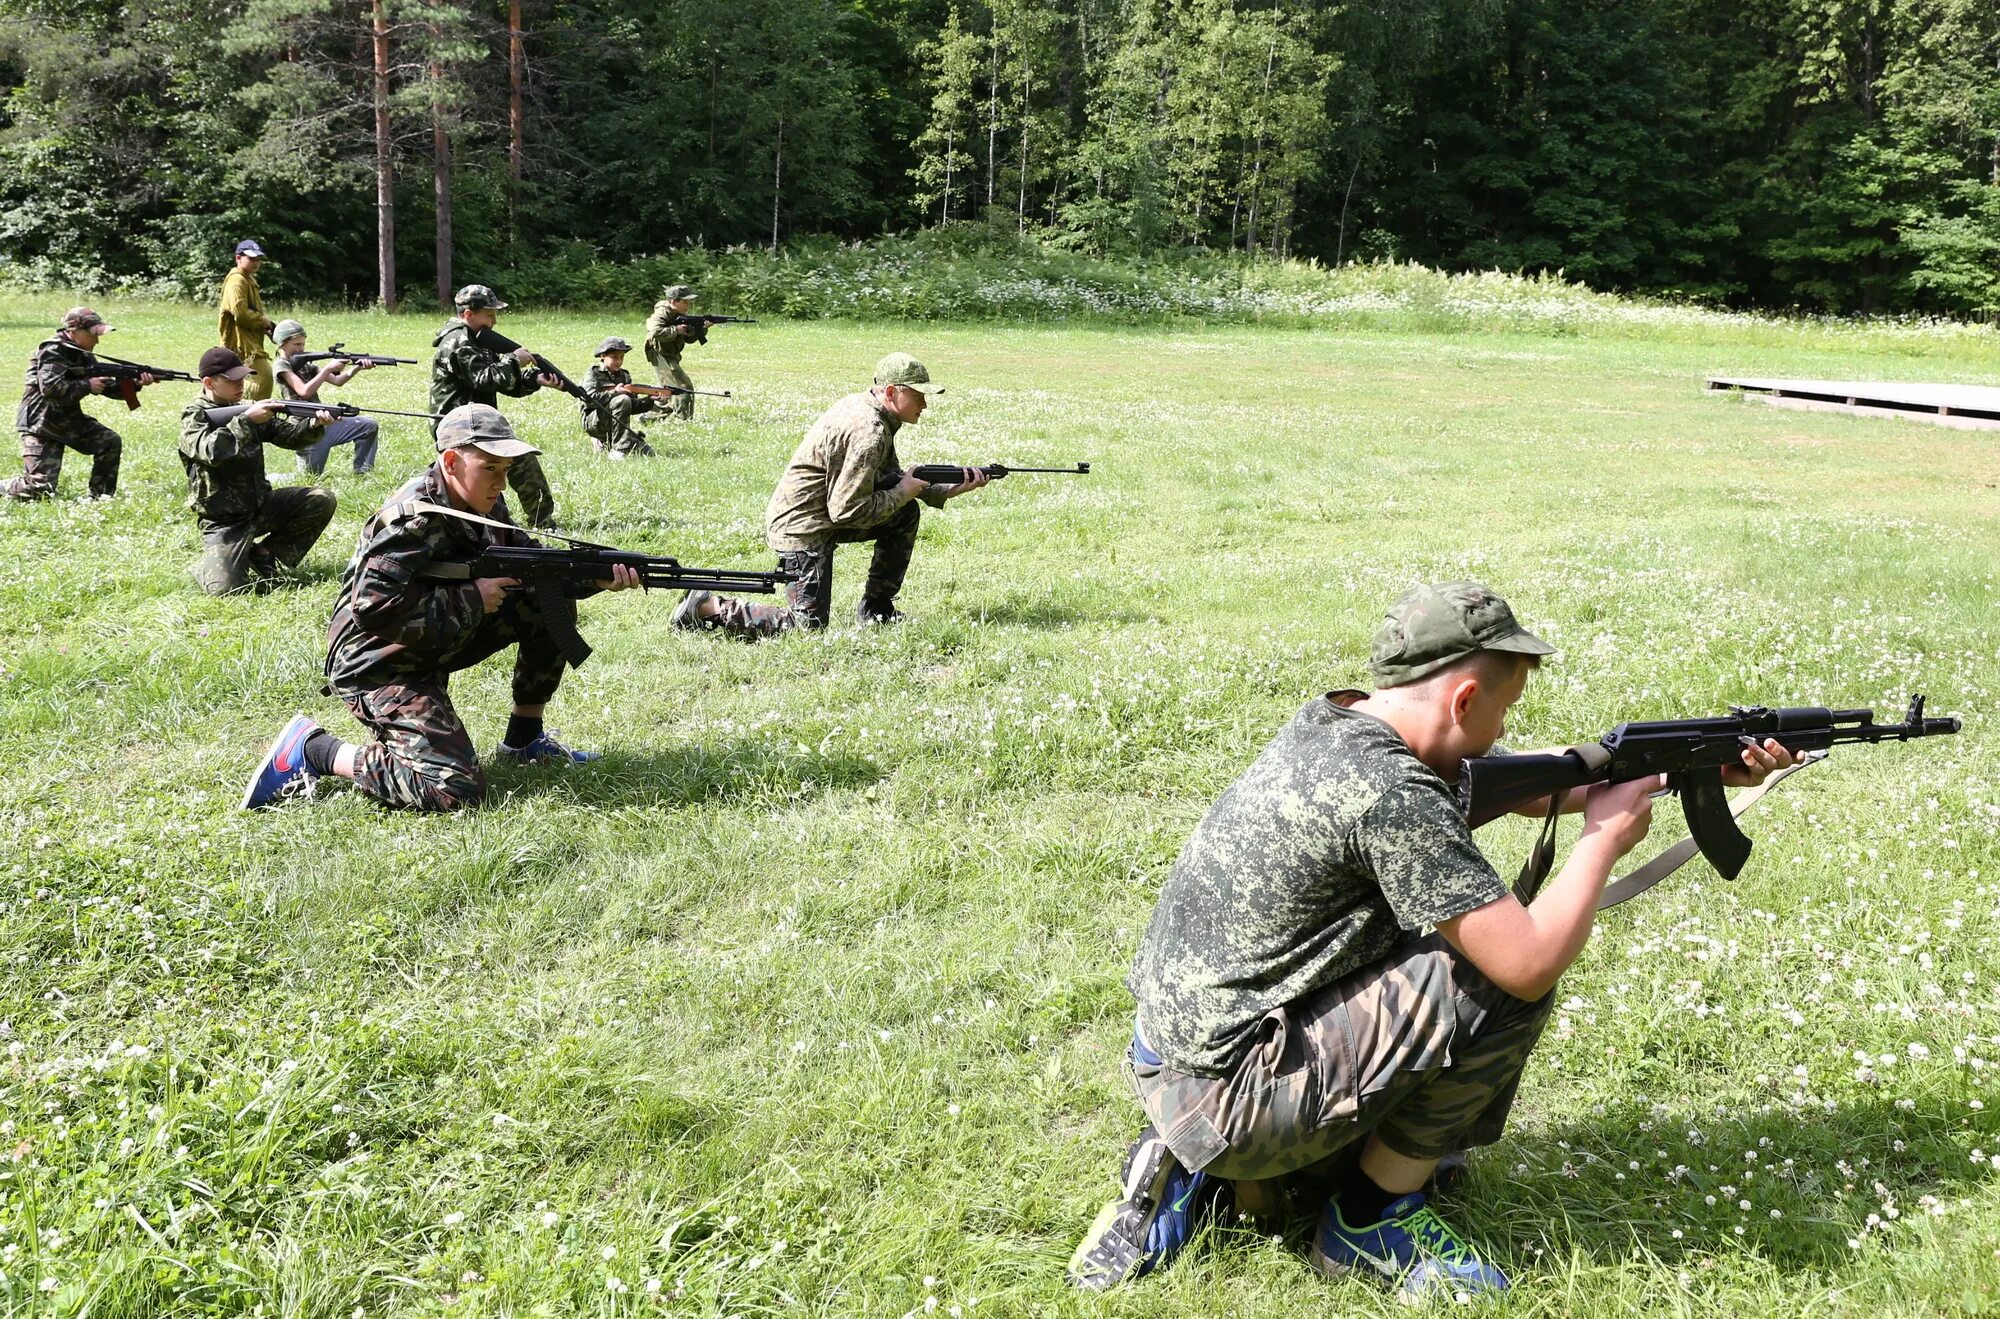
[291,343,419,369]
[71,356,198,411]
[1459,695,1963,882]
[617,381,733,401]
[467,326,589,401]
[410,506,794,667]
[909,462,1090,483]
[200,400,445,426]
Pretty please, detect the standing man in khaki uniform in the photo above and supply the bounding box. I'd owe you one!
[642,285,700,420]
[216,239,276,401]
[670,352,987,635]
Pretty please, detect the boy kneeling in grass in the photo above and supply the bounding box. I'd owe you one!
[579,336,660,460]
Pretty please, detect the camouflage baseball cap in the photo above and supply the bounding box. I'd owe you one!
[873,351,941,394]
[434,403,540,458]
[62,306,112,334]
[661,285,694,300]
[1367,580,1556,688]
[595,336,632,355]
[272,319,307,345]
[453,284,508,311]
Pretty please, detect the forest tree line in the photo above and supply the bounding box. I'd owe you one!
[1,0,1997,315]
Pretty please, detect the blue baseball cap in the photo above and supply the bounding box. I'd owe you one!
[234,239,266,258]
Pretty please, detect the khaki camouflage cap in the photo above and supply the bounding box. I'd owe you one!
[1367,580,1556,688]
[272,319,307,345]
[63,306,112,334]
[453,284,508,311]
[873,351,942,394]
[661,285,694,300]
[434,403,540,458]
[595,336,632,356]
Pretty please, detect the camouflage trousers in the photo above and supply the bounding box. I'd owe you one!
[5,423,123,500]
[645,350,696,421]
[1131,934,1553,1180]
[583,392,658,457]
[506,452,556,528]
[333,593,567,811]
[703,502,921,638]
[191,485,338,596]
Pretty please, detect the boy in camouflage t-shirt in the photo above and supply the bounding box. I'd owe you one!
[1069,581,1799,1299]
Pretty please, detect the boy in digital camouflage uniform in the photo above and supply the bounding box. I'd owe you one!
[5,306,138,501]
[642,284,700,420]
[579,336,659,459]
[431,284,562,527]
[179,346,338,595]
[1067,581,1799,1299]
[239,404,639,813]
[668,351,987,635]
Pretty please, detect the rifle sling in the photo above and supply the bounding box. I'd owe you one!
[1594,751,1824,910]
[403,500,593,667]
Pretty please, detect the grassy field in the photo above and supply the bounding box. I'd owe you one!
[0,290,1996,1317]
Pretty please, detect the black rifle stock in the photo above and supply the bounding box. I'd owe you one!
[291,343,419,369]
[467,326,588,401]
[1459,696,1963,880]
[201,400,445,426]
[72,356,198,411]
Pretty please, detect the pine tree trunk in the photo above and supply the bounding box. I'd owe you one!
[771,117,784,253]
[508,0,524,256]
[943,126,954,223]
[432,54,453,308]
[371,0,396,311]
[1016,64,1029,235]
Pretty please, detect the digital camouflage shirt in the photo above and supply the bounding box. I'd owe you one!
[16,335,100,442]
[177,391,322,525]
[643,302,696,364]
[1129,694,1510,1077]
[429,320,539,430]
[325,463,567,688]
[765,391,948,552]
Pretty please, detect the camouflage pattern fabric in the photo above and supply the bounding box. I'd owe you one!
[642,303,698,420]
[430,319,556,526]
[1129,694,1510,1078]
[697,501,923,639]
[6,425,122,500]
[325,463,577,811]
[216,268,274,400]
[1130,933,1553,1178]
[765,392,947,553]
[177,390,325,525]
[191,484,338,596]
[8,334,125,498]
[580,363,658,455]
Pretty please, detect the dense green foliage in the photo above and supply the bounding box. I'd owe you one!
[2,0,1999,313]
[0,291,1996,1313]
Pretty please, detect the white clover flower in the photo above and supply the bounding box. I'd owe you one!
[442,1212,465,1227]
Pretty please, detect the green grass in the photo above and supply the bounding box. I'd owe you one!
[1,291,1997,1316]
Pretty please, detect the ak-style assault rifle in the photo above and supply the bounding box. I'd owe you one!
[1460,696,1963,883]
[468,326,589,401]
[409,503,793,667]
[617,381,733,401]
[669,314,756,342]
[201,400,445,426]
[290,343,419,369]
[71,356,198,411]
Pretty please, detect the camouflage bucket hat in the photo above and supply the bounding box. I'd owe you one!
[272,319,307,345]
[435,403,540,458]
[453,284,508,311]
[1367,580,1556,689]
[595,336,633,356]
[873,351,941,394]
[660,285,694,300]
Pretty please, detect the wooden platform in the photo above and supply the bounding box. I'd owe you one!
[1706,376,2000,431]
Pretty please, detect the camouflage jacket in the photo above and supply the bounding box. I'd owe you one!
[1128,693,1509,1077]
[580,363,631,419]
[216,268,271,362]
[16,335,101,441]
[177,391,321,525]
[765,392,948,552]
[326,463,562,686]
[643,302,697,363]
[429,320,539,431]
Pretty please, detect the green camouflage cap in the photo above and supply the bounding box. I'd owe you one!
[272,319,307,345]
[434,403,540,459]
[595,336,632,356]
[453,284,508,311]
[62,306,112,334]
[660,285,694,300]
[873,351,942,394]
[1367,580,1556,688]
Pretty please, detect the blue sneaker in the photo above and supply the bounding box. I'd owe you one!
[1312,1191,1509,1299]
[1066,1126,1217,1291]
[494,729,602,765]
[241,714,321,809]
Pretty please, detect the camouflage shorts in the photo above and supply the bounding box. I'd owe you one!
[1131,934,1552,1180]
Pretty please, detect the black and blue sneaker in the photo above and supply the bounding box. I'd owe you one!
[241,713,322,810]
[1312,1190,1509,1299]
[1066,1126,1218,1291]
[494,729,601,765]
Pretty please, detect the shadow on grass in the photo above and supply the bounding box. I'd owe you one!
[488,739,884,809]
[969,595,1129,629]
